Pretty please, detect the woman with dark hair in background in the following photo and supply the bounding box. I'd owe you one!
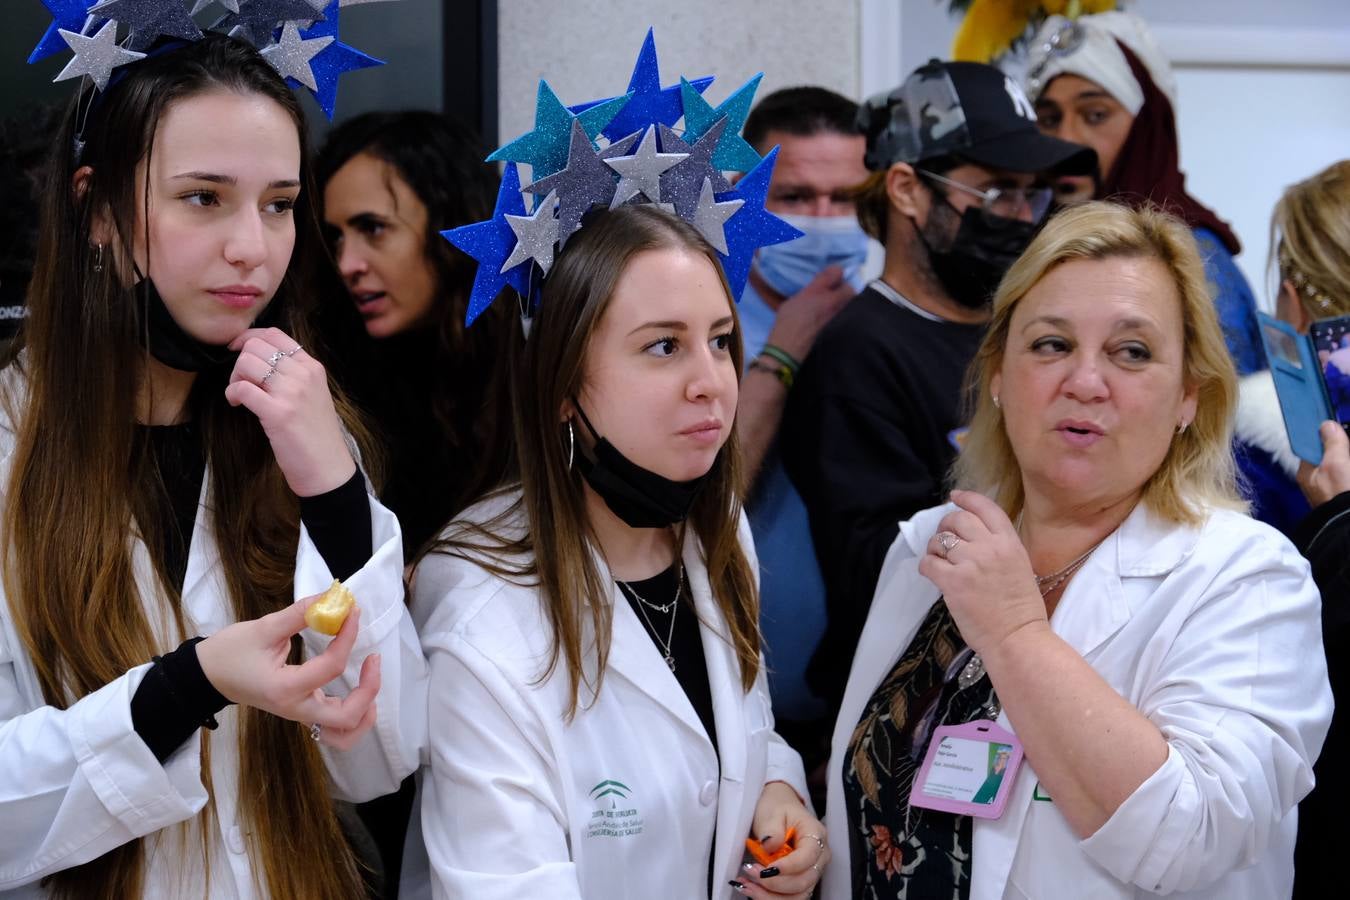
[1026,10,1266,377]
[317,111,511,564]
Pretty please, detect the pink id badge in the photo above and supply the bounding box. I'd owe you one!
[908,720,1023,820]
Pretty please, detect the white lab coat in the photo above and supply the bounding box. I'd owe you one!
[0,369,427,898]
[403,491,809,900]
[822,501,1332,900]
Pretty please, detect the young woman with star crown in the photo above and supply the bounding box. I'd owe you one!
[0,33,422,900]
[406,202,829,899]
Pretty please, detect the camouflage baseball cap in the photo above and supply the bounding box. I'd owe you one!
[858,59,1096,176]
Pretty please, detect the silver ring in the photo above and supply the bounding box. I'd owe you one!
[266,346,303,367]
[309,722,322,742]
[804,832,825,851]
[811,861,821,873]
[261,366,278,386]
[937,530,961,560]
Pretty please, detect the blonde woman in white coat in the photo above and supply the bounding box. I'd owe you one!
[408,206,825,900]
[822,202,1331,900]
[0,37,423,899]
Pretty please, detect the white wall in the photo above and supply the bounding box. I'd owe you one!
[496,0,860,156]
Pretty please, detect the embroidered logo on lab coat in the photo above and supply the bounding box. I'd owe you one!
[586,780,645,838]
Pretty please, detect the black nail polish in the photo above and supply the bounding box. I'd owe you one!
[760,866,780,878]
[759,834,773,841]
[728,880,745,891]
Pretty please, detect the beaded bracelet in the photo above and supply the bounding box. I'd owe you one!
[749,357,794,390]
[759,343,801,376]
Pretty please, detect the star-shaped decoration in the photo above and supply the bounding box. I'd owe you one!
[28,0,101,64]
[566,28,715,143]
[287,1,383,120]
[716,147,803,300]
[688,177,742,255]
[87,0,205,52]
[488,80,631,181]
[442,162,534,325]
[681,73,764,173]
[190,0,243,13]
[501,189,561,276]
[260,21,331,91]
[524,123,640,241]
[54,18,146,92]
[657,119,732,219]
[217,0,326,47]
[604,125,688,208]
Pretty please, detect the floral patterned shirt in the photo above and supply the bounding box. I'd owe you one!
[841,600,1000,899]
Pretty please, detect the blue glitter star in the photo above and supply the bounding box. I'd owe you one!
[29,0,99,64]
[716,147,803,301]
[566,28,714,142]
[488,80,631,181]
[681,73,764,173]
[442,162,534,325]
[291,1,382,119]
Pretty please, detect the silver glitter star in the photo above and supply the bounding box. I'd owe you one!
[605,125,687,208]
[88,0,204,52]
[501,190,561,276]
[54,19,146,92]
[219,0,326,46]
[524,123,642,240]
[688,177,742,255]
[658,119,733,219]
[260,21,333,91]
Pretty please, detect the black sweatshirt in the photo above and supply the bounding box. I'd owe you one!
[780,285,985,708]
[1292,490,1350,898]
[129,422,373,761]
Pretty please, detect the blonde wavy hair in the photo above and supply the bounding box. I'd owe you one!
[953,201,1243,524]
[1271,160,1350,319]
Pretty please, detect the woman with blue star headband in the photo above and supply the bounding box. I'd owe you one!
[2,17,421,900]
[407,31,828,900]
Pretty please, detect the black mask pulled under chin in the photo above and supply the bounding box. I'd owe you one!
[572,405,708,529]
[919,203,1038,310]
[135,278,282,372]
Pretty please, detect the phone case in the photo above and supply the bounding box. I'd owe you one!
[1257,312,1333,465]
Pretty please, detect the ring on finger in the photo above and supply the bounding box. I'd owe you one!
[261,366,278,386]
[937,530,962,560]
[308,722,322,742]
[266,345,303,367]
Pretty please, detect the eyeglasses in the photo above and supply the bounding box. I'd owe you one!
[917,169,1054,225]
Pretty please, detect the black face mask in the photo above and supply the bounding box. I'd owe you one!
[572,405,708,529]
[135,277,282,372]
[920,203,1037,310]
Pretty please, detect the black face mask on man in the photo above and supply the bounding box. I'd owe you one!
[918,201,1037,310]
[572,405,708,529]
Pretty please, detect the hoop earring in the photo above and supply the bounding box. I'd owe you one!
[566,419,575,471]
[93,243,104,274]
[1176,421,1188,435]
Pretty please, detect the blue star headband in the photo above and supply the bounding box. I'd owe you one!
[444,28,804,327]
[28,0,390,120]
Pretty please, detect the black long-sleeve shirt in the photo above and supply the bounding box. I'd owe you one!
[129,422,373,761]
[1292,490,1350,898]
[780,285,985,708]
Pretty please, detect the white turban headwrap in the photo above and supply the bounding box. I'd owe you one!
[1024,11,1177,116]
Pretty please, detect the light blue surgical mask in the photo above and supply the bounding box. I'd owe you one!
[752,212,871,298]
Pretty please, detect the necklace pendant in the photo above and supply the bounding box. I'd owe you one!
[958,653,985,690]
[665,655,676,672]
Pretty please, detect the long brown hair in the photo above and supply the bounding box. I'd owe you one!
[5,35,370,899]
[426,205,760,716]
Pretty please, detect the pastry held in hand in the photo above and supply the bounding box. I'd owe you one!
[305,579,356,635]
